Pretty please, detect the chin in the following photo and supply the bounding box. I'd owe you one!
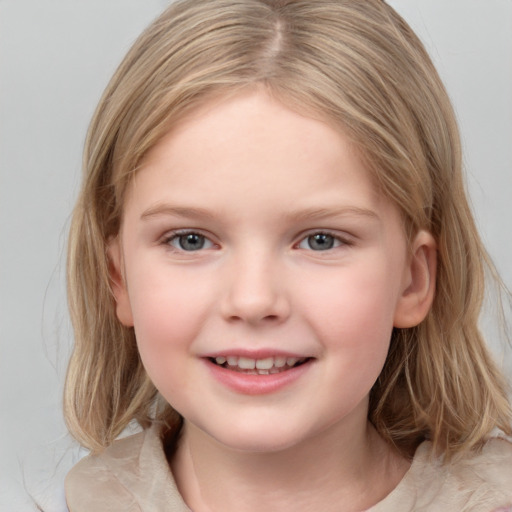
[203,423,313,454]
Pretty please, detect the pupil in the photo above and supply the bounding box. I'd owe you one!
[309,233,334,250]
[179,233,205,251]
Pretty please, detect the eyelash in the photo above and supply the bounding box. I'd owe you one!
[161,229,351,253]
[162,230,216,252]
[295,231,349,251]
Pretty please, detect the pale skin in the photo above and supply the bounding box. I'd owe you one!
[109,89,437,511]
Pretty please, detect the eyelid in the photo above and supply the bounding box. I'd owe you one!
[294,229,353,250]
[158,228,353,252]
[161,229,218,252]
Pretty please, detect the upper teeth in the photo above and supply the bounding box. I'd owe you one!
[215,355,303,369]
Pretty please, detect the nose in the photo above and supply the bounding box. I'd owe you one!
[220,249,291,325]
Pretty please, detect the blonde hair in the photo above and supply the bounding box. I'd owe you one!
[65,0,511,459]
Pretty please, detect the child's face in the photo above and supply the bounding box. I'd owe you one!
[110,90,429,453]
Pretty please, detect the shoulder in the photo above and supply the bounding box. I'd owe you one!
[447,437,512,495]
[65,431,147,512]
[65,425,189,512]
[372,438,512,512]
[420,437,512,510]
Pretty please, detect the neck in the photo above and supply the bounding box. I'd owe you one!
[170,418,409,512]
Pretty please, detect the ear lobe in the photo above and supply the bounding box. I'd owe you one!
[393,230,437,328]
[107,237,134,327]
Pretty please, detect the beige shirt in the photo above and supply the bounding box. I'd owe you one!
[65,425,512,512]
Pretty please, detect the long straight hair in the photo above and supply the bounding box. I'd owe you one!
[65,0,511,459]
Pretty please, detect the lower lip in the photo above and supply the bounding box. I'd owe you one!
[205,359,313,395]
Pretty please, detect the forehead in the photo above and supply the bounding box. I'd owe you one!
[123,89,392,225]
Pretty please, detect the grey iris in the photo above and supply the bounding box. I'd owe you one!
[308,233,335,250]
[179,233,206,251]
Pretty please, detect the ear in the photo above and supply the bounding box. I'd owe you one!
[393,230,437,328]
[107,237,134,327]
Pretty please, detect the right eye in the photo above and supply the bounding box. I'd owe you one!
[165,231,215,252]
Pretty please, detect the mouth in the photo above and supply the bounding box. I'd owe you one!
[208,355,312,375]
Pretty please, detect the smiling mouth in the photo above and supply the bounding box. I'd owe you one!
[208,355,311,375]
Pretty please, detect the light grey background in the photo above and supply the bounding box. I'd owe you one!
[1,1,511,510]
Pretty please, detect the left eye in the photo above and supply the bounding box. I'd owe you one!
[167,232,214,252]
[298,233,342,251]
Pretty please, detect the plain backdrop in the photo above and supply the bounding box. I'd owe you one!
[1,1,511,510]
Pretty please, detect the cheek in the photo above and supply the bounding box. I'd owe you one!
[298,259,402,359]
[305,266,400,408]
[126,267,216,372]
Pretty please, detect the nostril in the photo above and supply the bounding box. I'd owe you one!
[220,284,291,324]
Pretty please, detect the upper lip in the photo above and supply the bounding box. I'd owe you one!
[202,349,314,360]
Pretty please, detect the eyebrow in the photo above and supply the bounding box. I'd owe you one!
[140,204,380,223]
[285,206,380,223]
[141,205,216,221]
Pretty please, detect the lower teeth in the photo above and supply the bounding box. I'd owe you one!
[217,362,305,374]
[232,368,285,375]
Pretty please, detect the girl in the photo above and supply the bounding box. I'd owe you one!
[64,0,512,510]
